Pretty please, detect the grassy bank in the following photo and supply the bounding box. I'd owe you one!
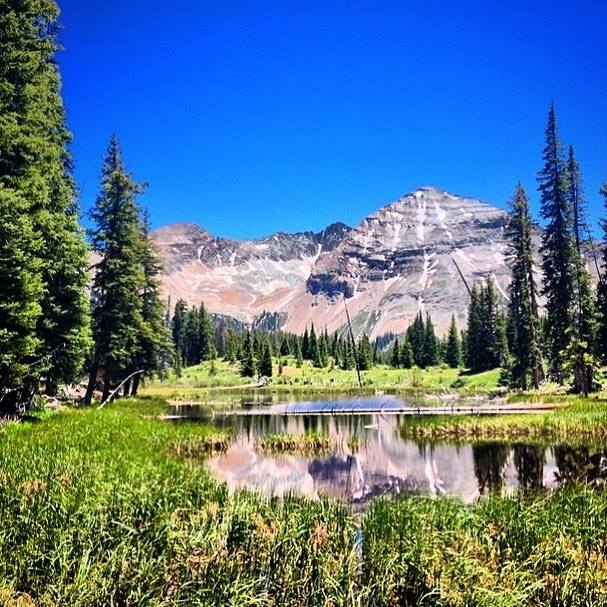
[1,399,607,605]
[400,396,607,443]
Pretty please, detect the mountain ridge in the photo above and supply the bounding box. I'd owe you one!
[153,187,514,337]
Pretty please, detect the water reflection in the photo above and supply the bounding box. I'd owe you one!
[175,405,605,508]
[472,443,510,494]
[513,445,545,492]
[553,446,607,487]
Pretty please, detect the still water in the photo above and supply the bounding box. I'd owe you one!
[174,397,607,508]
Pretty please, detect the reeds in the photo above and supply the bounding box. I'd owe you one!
[256,433,333,455]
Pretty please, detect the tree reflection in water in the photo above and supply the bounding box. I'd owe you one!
[554,446,607,487]
[472,443,510,494]
[513,444,545,492]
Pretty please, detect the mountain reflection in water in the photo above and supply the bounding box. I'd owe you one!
[181,406,607,508]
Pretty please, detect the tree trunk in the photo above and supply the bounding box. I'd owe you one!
[122,379,131,397]
[130,375,140,397]
[101,374,111,403]
[45,376,58,398]
[83,363,99,405]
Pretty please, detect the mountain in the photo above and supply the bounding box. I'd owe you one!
[154,186,562,337]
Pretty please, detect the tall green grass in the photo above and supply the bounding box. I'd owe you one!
[1,399,607,605]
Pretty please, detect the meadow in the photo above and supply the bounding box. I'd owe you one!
[1,396,607,606]
[143,359,504,402]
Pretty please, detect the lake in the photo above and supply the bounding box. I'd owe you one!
[172,396,607,509]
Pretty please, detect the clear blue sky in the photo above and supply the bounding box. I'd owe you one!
[57,0,607,239]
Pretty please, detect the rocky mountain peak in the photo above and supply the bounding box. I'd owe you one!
[153,187,513,337]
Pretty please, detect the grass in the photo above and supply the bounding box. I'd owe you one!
[400,395,607,443]
[2,398,607,605]
[257,433,334,455]
[143,359,504,401]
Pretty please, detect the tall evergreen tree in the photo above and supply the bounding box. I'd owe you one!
[340,336,355,370]
[198,302,216,361]
[357,334,374,371]
[422,314,439,367]
[295,340,303,368]
[565,147,597,395]
[183,308,201,366]
[465,285,483,371]
[480,278,502,369]
[538,105,576,381]
[302,328,310,360]
[0,1,90,408]
[444,315,462,368]
[128,212,170,395]
[466,279,504,373]
[259,338,273,378]
[597,179,607,360]
[309,325,321,366]
[84,137,146,404]
[0,194,42,410]
[330,332,340,361]
[240,331,257,378]
[400,337,414,369]
[319,329,330,367]
[171,299,188,364]
[390,338,401,368]
[506,184,543,389]
[225,328,241,364]
[407,313,426,367]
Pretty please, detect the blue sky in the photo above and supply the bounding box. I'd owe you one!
[57,0,607,239]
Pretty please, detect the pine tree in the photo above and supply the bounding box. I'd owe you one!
[597,179,607,360]
[565,147,597,395]
[400,337,414,369]
[390,338,401,368]
[330,332,340,360]
[295,341,303,368]
[259,339,273,378]
[280,337,290,356]
[171,299,188,364]
[538,104,576,381]
[225,329,241,364]
[496,310,510,367]
[183,309,201,366]
[407,313,426,367]
[302,328,310,360]
[480,278,501,369]
[465,279,504,373]
[309,325,321,366]
[129,211,171,395]
[319,329,330,367]
[0,192,42,410]
[0,1,90,408]
[240,331,257,378]
[465,285,482,371]
[340,337,355,370]
[84,137,146,404]
[444,315,462,368]
[506,184,543,389]
[357,334,374,371]
[422,314,439,367]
